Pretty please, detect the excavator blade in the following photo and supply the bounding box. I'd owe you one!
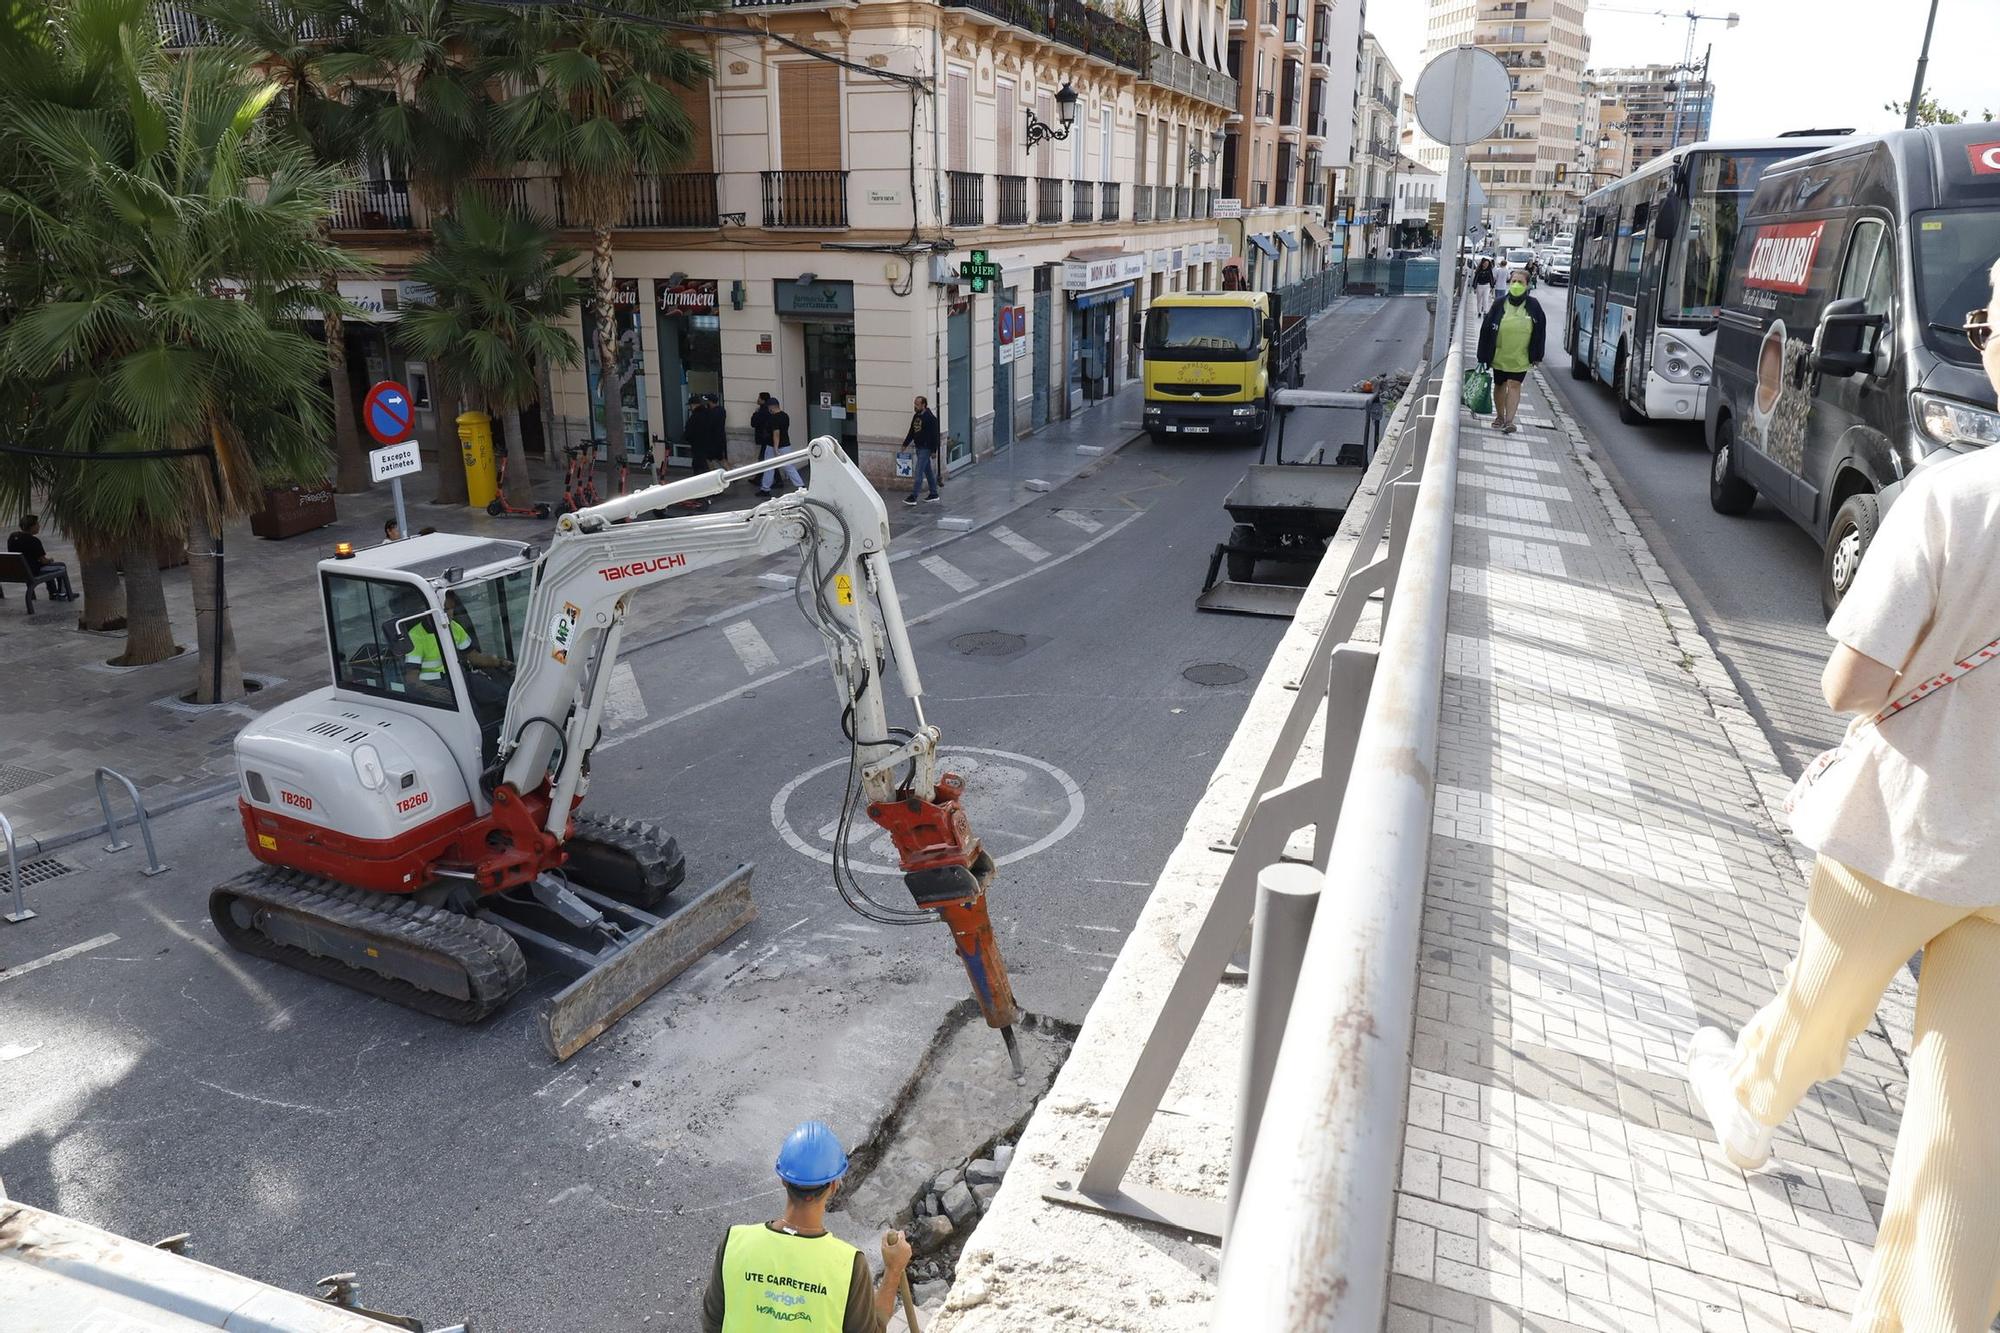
[534,862,756,1061]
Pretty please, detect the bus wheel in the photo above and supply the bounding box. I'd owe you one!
[1570,346,1592,381]
[1613,349,1645,425]
[1820,492,1879,619]
[1708,417,1756,516]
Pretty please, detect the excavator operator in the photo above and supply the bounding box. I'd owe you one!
[404,590,513,712]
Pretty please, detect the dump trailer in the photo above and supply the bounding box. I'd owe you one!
[1142,291,1307,445]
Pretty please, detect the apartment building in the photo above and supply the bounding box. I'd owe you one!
[1338,32,1401,257]
[1392,156,1442,245]
[1219,0,1362,287]
[1590,63,1715,172]
[1422,0,1591,231]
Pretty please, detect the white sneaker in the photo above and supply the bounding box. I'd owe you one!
[1687,1026,1772,1170]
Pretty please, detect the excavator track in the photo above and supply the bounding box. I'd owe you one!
[563,813,686,910]
[209,867,527,1023]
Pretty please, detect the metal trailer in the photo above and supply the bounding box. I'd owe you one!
[0,1181,466,1331]
[1196,387,1383,618]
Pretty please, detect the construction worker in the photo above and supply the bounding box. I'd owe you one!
[404,593,509,689]
[701,1120,911,1332]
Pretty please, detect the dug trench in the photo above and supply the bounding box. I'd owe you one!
[829,1000,1078,1320]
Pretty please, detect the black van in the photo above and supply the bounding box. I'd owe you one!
[1705,123,2000,614]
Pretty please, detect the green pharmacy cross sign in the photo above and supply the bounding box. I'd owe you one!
[959,249,1002,294]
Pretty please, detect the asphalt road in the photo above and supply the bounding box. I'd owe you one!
[0,294,1435,1330]
[1535,288,1844,777]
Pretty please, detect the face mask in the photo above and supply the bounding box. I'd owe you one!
[1507,283,1527,300]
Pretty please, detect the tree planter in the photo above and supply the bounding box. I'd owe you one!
[248,482,338,540]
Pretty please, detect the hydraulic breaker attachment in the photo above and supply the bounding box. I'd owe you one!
[869,773,1024,1077]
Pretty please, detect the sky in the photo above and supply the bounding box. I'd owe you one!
[1369,0,2000,142]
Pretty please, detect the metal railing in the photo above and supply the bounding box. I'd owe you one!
[97,767,170,876]
[0,811,34,923]
[1134,183,1153,222]
[1071,178,1094,220]
[997,173,1028,225]
[1035,175,1063,224]
[760,169,848,228]
[556,172,719,229]
[948,170,985,227]
[331,179,414,230]
[1175,184,1191,219]
[1098,181,1120,221]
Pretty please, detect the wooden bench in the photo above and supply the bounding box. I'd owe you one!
[0,550,62,613]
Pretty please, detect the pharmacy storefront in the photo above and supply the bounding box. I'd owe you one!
[653,278,723,466]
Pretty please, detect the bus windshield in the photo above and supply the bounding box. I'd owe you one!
[1145,306,1257,359]
[1664,149,1803,322]
[1915,209,2000,366]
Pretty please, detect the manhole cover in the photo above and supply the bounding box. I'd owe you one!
[0,764,54,797]
[14,858,74,887]
[1183,663,1248,686]
[952,631,1028,658]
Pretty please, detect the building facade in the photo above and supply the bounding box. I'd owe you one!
[1422,0,1591,232]
[1338,32,1401,257]
[1589,63,1715,172]
[1391,155,1442,245]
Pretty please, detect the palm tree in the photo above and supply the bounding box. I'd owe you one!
[190,0,379,496]
[398,192,584,507]
[0,0,351,700]
[477,0,713,460]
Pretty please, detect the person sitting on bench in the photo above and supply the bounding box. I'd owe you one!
[7,514,76,601]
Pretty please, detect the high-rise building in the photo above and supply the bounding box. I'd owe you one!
[1589,64,1716,171]
[1421,0,1591,232]
[1336,33,1403,256]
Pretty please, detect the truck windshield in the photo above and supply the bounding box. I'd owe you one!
[1665,150,1795,322]
[1915,209,2000,366]
[1145,307,1257,359]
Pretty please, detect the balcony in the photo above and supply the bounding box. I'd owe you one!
[469,176,556,220]
[1149,44,1239,113]
[944,0,1147,75]
[156,1,351,47]
[1372,85,1398,112]
[948,170,985,227]
[1070,179,1095,220]
[1254,88,1275,122]
[761,170,848,229]
[998,174,1028,225]
[1310,39,1332,67]
[1175,185,1191,220]
[1035,175,1063,224]
[1283,7,1305,50]
[1260,0,1279,32]
[559,172,719,229]
[332,179,414,230]
[1366,137,1398,162]
[1098,181,1120,221]
[1135,183,1153,223]
[1196,187,1214,218]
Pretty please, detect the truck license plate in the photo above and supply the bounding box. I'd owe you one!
[1182,425,1209,434]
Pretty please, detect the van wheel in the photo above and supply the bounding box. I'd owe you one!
[1708,417,1756,516]
[1613,349,1644,424]
[1821,492,1880,619]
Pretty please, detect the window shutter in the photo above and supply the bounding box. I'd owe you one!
[948,69,970,171]
[1136,117,1148,186]
[779,64,841,169]
[1037,90,1054,176]
[674,83,714,173]
[997,81,1015,165]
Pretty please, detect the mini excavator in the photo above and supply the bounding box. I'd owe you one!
[214,437,1021,1064]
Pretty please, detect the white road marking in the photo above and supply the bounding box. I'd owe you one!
[0,1041,43,1060]
[0,932,119,983]
[991,525,1050,563]
[1054,508,1103,534]
[722,620,779,674]
[920,554,979,593]
[601,662,648,728]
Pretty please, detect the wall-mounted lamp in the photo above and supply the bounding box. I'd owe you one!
[1024,81,1079,152]
[794,272,818,286]
[1187,129,1226,168]
[666,270,687,285]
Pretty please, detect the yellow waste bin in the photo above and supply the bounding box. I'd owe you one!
[457,411,497,511]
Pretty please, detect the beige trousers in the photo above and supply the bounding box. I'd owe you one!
[1728,855,2000,1330]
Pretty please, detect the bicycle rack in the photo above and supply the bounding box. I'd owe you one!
[95,767,169,876]
[0,811,35,923]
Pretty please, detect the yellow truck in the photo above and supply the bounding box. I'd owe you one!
[1141,290,1307,444]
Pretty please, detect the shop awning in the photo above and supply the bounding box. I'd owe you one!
[1070,283,1134,310]
[1247,233,1280,259]
[1276,229,1299,250]
[1302,223,1329,248]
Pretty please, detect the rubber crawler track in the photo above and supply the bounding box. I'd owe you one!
[563,812,686,910]
[209,867,527,1023]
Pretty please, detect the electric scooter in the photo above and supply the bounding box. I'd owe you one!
[487,455,553,519]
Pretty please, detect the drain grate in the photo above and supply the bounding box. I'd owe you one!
[1183,662,1248,686]
[0,764,54,797]
[951,631,1029,658]
[13,858,75,886]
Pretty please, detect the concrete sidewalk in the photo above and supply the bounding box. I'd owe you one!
[0,378,1143,849]
[935,364,1928,1331]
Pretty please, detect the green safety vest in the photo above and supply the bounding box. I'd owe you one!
[405,618,471,680]
[719,1224,856,1332]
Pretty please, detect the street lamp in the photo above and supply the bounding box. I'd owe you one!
[1025,81,1079,151]
[1187,129,1225,169]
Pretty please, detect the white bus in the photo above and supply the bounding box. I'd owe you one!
[1566,133,1851,423]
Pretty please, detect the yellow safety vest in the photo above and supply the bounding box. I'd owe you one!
[405,619,471,681]
[719,1224,857,1332]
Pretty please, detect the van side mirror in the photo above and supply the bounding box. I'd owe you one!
[1816,297,1888,377]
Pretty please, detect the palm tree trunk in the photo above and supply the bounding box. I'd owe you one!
[590,224,621,457]
[431,384,469,506]
[114,536,176,666]
[323,272,369,494]
[501,406,532,508]
[76,535,126,632]
[186,516,242,704]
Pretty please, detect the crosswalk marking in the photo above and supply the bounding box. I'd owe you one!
[601,662,648,728]
[920,554,979,593]
[991,525,1050,563]
[722,620,778,674]
[1054,509,1103,534]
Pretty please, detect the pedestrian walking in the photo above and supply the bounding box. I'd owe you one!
[902,395,941,506]
[1475,273,1545,432]
[701,1120,911,1332]
[753,393,804,497]
[6,514,76,601]
[1470,256,1495,315]
[1685,262,2000,1330]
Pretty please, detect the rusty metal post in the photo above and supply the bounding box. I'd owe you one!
[1226,862,1322,1233]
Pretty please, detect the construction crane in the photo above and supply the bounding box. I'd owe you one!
[1593,5,1740,148]
[213,437,1021,1066]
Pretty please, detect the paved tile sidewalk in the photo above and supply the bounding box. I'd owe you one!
[1386,369,1924,1331]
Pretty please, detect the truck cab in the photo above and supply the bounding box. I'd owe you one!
[1141,291,1306,444]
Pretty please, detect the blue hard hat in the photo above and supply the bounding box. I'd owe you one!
[775,1120,849,1188]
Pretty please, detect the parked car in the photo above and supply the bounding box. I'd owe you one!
[1542,251,1573,286]
[1705,122,2000,615]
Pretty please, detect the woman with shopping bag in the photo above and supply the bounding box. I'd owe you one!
[1474,274,1545,433]
[1684,259,2000,1328]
